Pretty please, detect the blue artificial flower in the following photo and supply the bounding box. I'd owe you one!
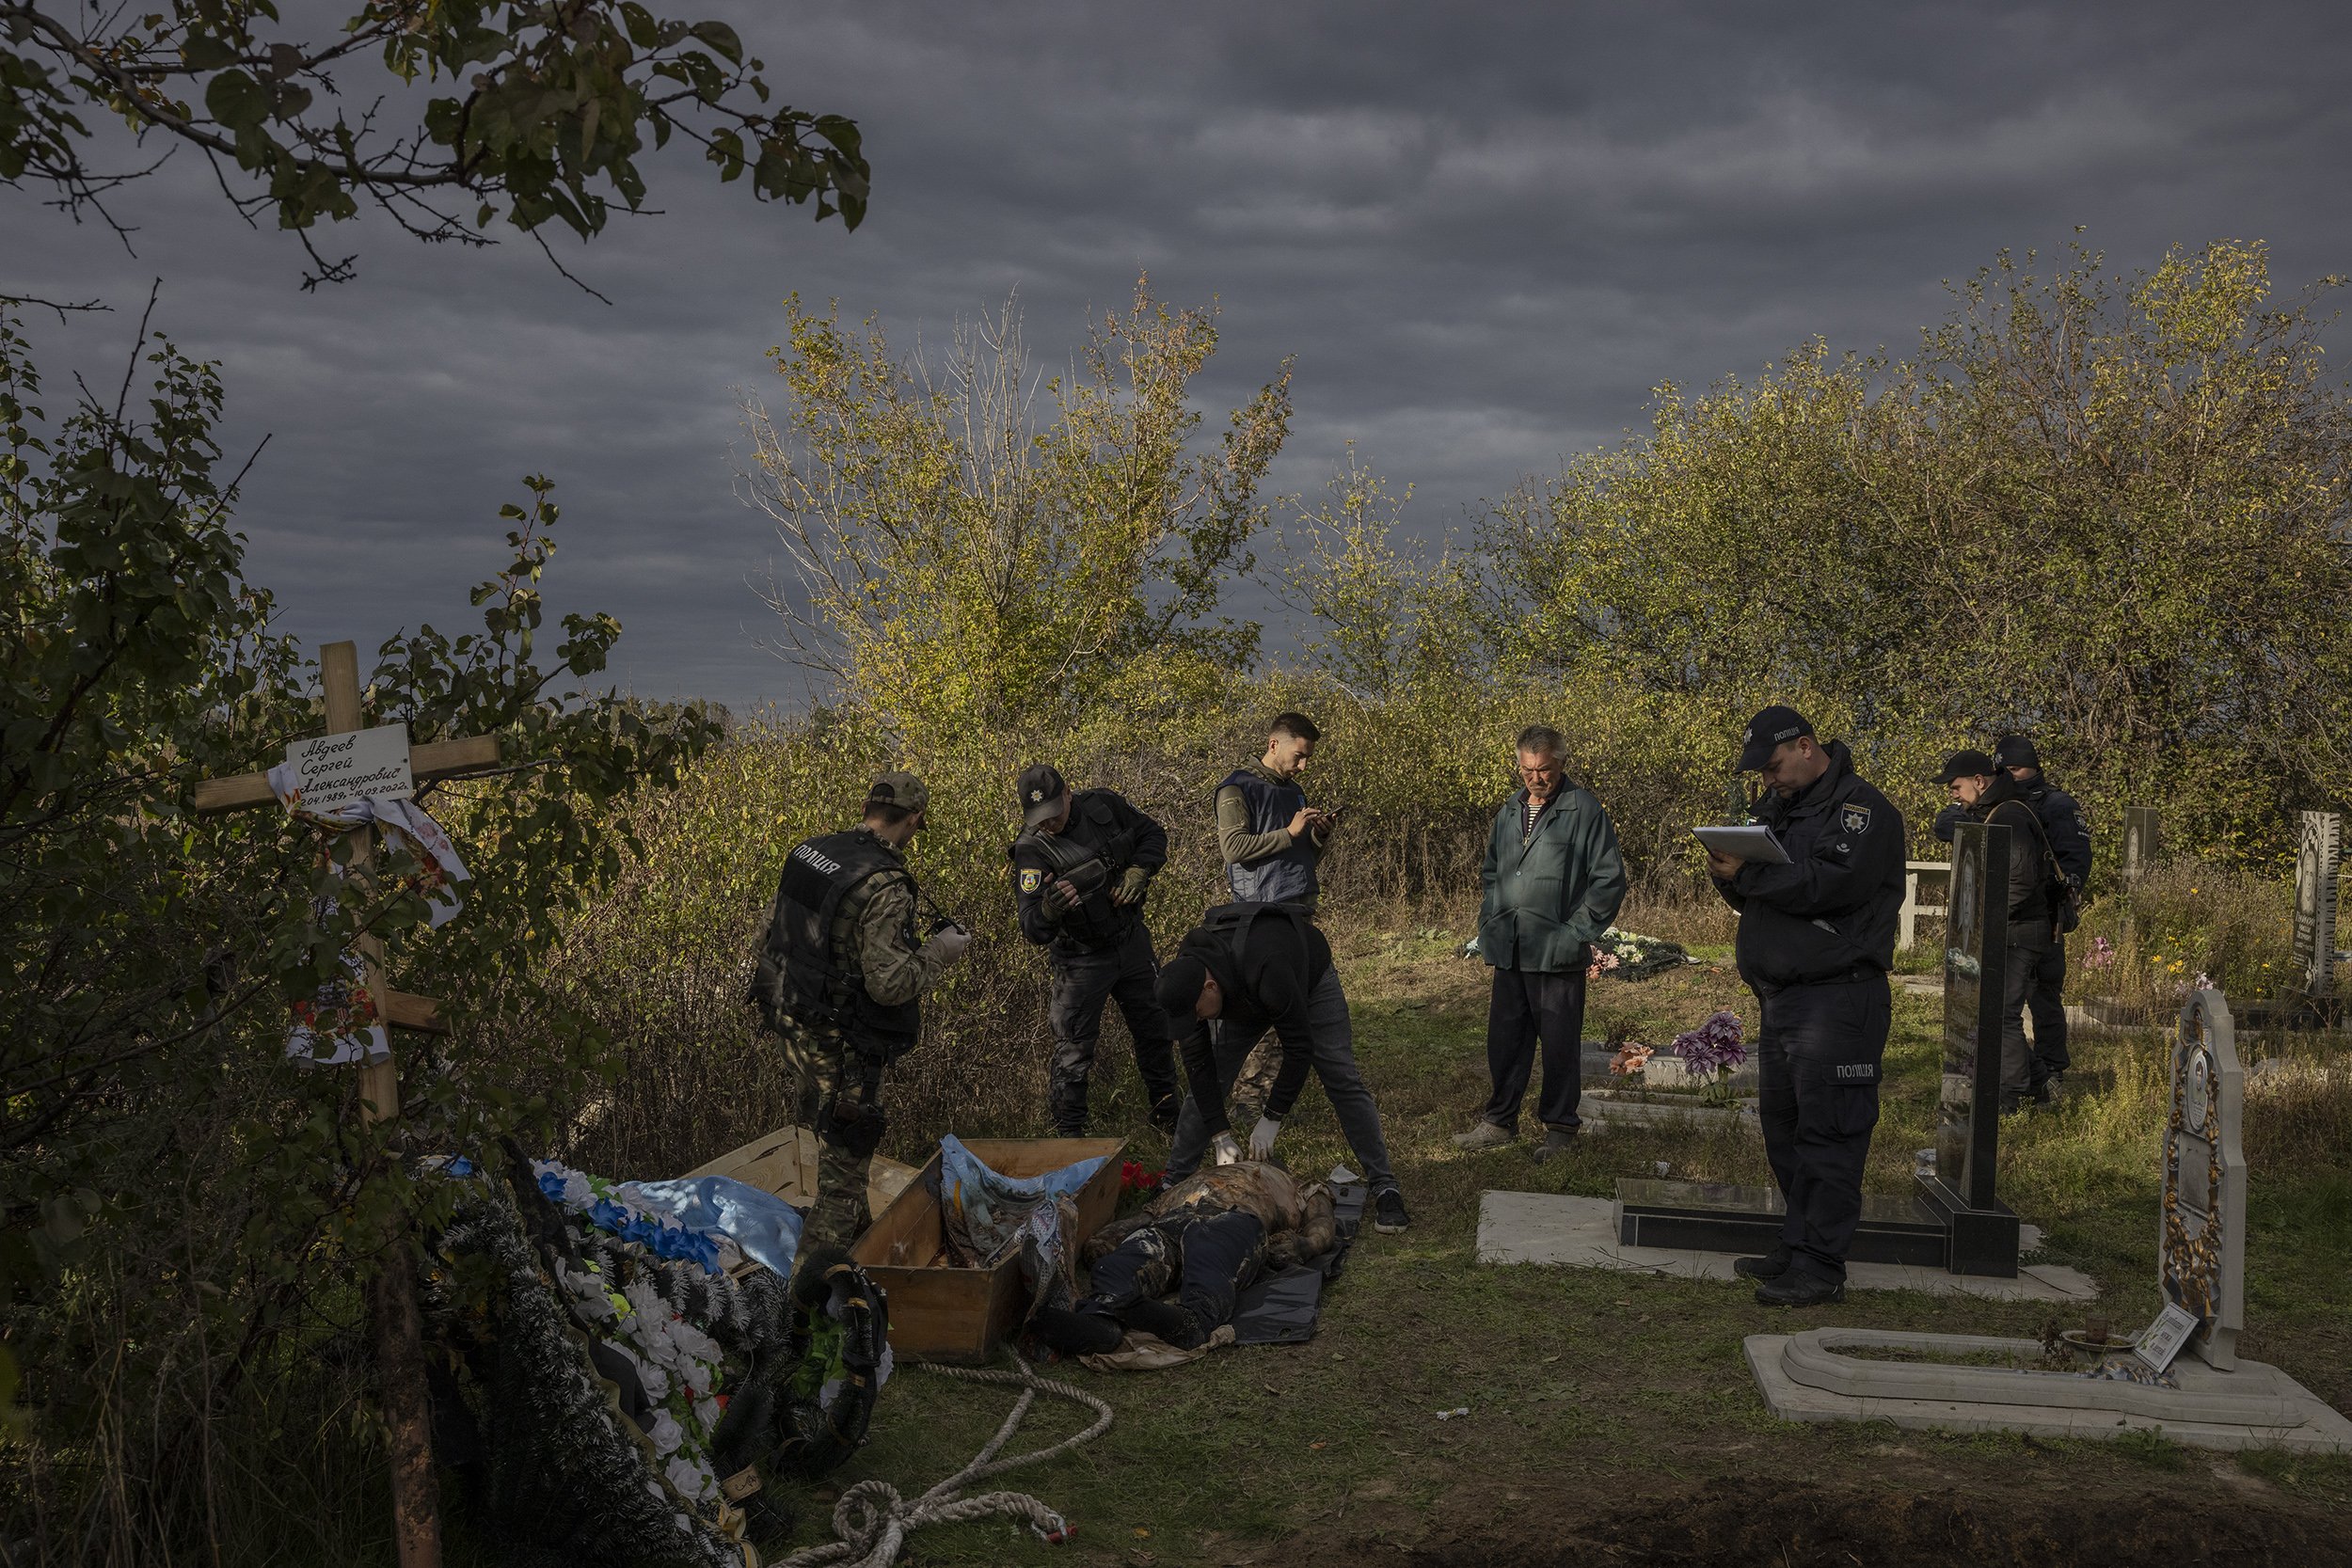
[591,1198,632,1233]
[539,1170,570,1204]
[447,1156,476,1178]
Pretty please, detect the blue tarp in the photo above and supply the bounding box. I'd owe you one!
[625,1174,806,1280]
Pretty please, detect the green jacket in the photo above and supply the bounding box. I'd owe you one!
[1477,785,1628,973]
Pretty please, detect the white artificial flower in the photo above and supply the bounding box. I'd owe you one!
[671,1320,721,1366]
[666,1455,715,1503]
[648,1409,685,1457]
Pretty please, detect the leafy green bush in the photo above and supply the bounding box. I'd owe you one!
[0,316,714,1562]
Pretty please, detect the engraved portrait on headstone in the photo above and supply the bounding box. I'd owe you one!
[2161,988,2247,1370]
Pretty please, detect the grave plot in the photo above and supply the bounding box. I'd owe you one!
[1606,818,2028,1279]
[1743,988,2352,1453]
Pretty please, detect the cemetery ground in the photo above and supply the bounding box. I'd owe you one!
[755,919,2352,1568]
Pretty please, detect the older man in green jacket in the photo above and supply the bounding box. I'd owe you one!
[1453,725,1628,1161]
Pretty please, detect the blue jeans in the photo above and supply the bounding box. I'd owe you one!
[1165,968,1398,1195]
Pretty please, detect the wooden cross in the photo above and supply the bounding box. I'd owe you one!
[194,639,497,1568]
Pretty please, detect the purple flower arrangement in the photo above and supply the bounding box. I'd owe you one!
[1672,1010,1747,1103]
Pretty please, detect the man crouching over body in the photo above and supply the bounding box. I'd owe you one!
[1152,902,1410,1234]
[1029,1163,1338,1354]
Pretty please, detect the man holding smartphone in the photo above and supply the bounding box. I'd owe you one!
[1215,711,1337,910]
[1198,713,1410,1232]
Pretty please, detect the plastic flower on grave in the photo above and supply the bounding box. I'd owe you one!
[1608,1041,1654,1075]
[1671,1011,1747,1104]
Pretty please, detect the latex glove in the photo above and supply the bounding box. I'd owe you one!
[1248,1116,1281,1162]
[1210,1132,1244,1166]
[1111,865,1151,907]
[923,924,973,965]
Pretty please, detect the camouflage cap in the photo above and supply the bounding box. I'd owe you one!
[866,770,930,815]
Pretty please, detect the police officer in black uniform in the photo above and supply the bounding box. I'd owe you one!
[1009,763,1184,1136]
[1706,706,1907,1307]
[1932,735,2090,1101]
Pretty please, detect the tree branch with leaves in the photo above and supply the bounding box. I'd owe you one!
[1,0,869,288]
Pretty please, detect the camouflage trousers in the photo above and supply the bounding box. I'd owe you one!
[776,1022,880,1259]
[1230,1035,1282,1120]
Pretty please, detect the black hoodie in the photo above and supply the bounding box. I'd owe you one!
[1170,907,1333,1135]
[1711,740,1907,990]
[1969,773,2058,935]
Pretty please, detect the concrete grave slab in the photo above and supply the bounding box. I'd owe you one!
[1476,1191,2095,1303]
[1746,1329,2352,1454]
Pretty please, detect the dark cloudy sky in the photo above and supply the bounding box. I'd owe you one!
[11,1,2352,712]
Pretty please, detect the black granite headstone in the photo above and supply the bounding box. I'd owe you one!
[1913,819,2022,1276]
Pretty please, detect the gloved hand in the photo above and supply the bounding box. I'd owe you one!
[1210,1132,1243,1166]
[923,924,974,965]
[1248,1116,1281,1161]
[1111,865,1152,907]
[1041,876,1080,913]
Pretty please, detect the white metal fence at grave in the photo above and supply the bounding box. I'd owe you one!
[1900,860,1951,952]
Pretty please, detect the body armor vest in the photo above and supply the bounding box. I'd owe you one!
[752,830,921,1057]
[1221,768,1318,904]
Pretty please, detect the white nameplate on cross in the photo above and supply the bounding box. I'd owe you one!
[286,723,416,813]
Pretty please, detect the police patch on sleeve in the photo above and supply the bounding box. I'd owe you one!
[1018,868,1042,895]
[1839,803,1873,835]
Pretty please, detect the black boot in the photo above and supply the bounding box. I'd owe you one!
[1120,1298,1207,1351]
[1048,1080,1089,1140]
[1030,1306,1122,1356]
[1754,1270,1846,1307]
[1734,1247,1791,1280]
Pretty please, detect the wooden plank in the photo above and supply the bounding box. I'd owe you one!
[191,736,501,815]
[379,989,448,1035]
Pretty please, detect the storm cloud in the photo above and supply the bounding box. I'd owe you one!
[10,0,2351,709]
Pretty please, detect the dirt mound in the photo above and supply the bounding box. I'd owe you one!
[1391,1482,2352,1568]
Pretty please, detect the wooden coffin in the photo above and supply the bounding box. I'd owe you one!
[849,1136,1126,1363]
[686,1124,921,1222]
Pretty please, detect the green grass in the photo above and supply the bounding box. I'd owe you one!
[748,928,2352,1562]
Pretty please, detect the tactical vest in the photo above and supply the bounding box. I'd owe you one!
[752,830,922,1057]
[1220,768,1317,904]
[1011,792,1138,947]
[1190,900,1317,979]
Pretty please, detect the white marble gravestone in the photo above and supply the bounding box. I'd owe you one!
[2161,988,2246,1369]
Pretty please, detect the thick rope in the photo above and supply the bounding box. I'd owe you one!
[774,1353,1114,1568]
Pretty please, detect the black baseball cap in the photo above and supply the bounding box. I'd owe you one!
[1155,954,1211,1035]
[1935,749,1999,784]
[1015,763,1069,828]
[1736,705,1815,770]
[1993,735,2041,770]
